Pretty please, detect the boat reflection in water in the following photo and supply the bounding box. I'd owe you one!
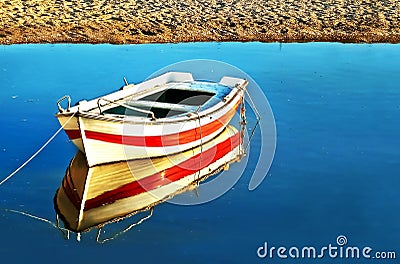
[54,125,244,234]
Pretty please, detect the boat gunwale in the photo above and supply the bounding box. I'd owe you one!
[56,84,245,125]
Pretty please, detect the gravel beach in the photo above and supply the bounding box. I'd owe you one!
[1,0,399,44]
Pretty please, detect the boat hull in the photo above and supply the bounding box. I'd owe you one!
[54,125,243,232]
[57,91,243,167]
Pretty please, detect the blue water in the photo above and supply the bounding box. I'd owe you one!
[0,42,399,263]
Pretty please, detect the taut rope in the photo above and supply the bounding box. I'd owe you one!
[195,106,203,181]
[1,208,70,239]
[0,112,76,186]
[96,207,154,244]
[244,88,260,151]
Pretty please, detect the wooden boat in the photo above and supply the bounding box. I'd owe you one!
[56,72,247,167]
[54,125,243,233]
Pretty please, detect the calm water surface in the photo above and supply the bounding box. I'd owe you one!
[0,42,399,263]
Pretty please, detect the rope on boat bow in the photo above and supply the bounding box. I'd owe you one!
[96,207,154,244]
[243,87,261,152]
[1,208,70,239]
[194,105,203,182]
[239,94,247,157]
[0,112,77,187]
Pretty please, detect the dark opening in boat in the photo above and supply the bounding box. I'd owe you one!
[140,88,215,106]
[103,89,216,118]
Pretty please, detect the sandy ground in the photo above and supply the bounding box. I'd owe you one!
[1,0,400,44]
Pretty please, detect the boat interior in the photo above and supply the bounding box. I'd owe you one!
[103,82,232,119]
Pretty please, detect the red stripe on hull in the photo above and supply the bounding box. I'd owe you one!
[62,168,82,210]
[65,130,81,140]
[83,133,240,211]
[84,100,240,147]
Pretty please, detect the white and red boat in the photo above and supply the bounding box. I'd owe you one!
[56,72,247,167]
[54,125,243,233]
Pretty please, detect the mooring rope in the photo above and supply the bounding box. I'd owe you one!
[1,208,70,238]
[195,106,203,182]
[0,112,76,187]
[243,88,261,151]
[239,96,247,157]
[96,207,154,244]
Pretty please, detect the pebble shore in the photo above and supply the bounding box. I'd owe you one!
[1,0,399,44]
